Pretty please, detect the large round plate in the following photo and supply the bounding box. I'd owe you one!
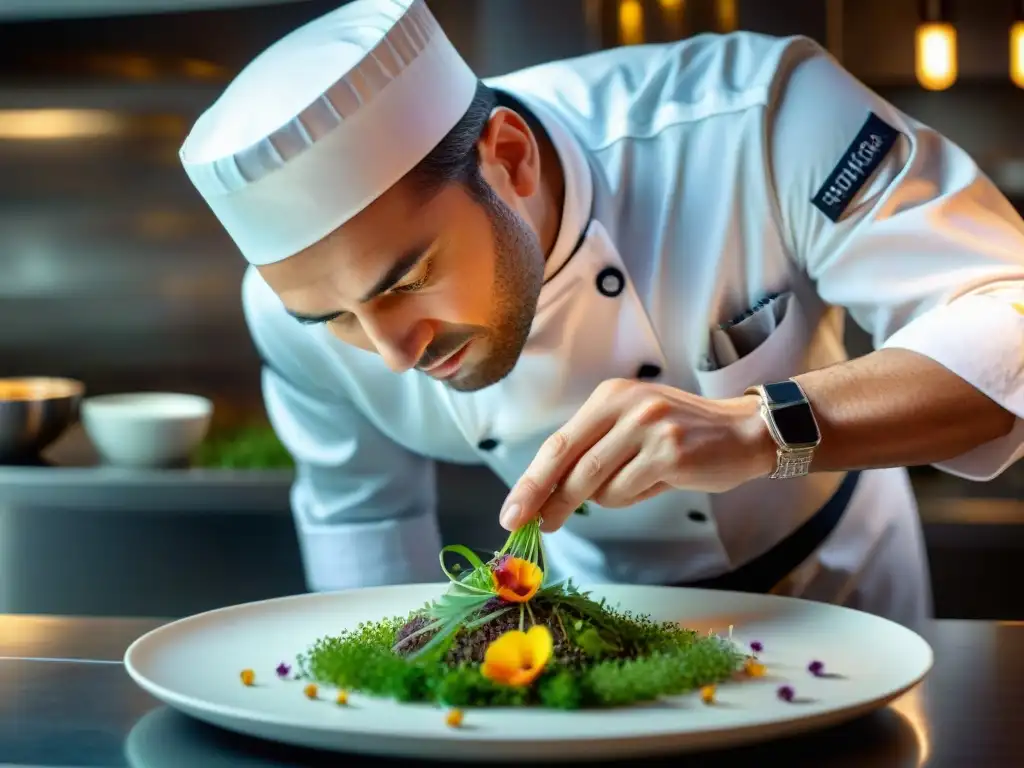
[124,584,933,762]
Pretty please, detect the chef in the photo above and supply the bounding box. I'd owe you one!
[180,0,1024,628]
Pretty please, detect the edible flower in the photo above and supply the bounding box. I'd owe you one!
[700,685,716,704]
[777,685,795,702]
[491,556,543,603]
[744,659,766,677]
[304,683,318,699]
[336,690,349,706]
[808,660,825,677]
[481,625,553,686]
[750,641,763,654]
[446,709,464,728]
[240,669,255,686]
[275,662,291,678]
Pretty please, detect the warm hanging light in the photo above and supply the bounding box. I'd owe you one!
[915,0,957,91]
[714,0,738,32]
[619,0,645,46]
[657,0,685,40]
[1011,2,1024,88]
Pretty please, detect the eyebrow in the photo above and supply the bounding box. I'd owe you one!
[285,246,430,325]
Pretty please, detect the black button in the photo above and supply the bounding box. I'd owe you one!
[478,438,500,451]
[636,363,662,380]
[687,510,708,523]
[596,267,625,297]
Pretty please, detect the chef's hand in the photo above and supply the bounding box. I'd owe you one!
[498,378,775,532]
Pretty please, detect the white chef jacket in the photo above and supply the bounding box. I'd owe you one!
[241,32,1024,629]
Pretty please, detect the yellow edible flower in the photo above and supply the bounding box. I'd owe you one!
[491,557,543,603]
[480,625,553,686]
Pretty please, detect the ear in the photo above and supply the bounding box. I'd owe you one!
[477,106,541,199]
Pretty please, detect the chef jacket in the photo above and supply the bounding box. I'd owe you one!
[241,32,1024,628]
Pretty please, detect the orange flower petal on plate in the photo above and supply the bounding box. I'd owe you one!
[744,659,766,677]
[446,709,464,727]
[481,625,553,686]
[1012,301,1024,316]
[491,557,543,603]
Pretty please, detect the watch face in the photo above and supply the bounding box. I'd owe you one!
[763,380,805,406]
[772,403,820,446]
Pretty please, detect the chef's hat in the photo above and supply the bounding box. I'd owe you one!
[179,0,478,266]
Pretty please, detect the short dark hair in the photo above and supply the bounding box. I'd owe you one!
[406,80,542,204]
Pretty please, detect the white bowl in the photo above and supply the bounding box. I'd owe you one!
[82,392,213,468]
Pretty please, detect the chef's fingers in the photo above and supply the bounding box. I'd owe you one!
[631,481,673,504]
[591,452,664,508]
[500,397,618,530]
[536,427,640,532]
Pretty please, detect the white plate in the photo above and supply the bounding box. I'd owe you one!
[124,584,933,762]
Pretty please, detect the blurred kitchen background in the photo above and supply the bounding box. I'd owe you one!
[0,0,1021,621]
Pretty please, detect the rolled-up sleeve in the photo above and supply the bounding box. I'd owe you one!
[242,267,442,590]
[767,41,1024,480]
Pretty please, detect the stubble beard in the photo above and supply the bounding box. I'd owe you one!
[444,187,545,393]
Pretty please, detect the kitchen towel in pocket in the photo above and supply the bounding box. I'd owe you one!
[709,291,789,369]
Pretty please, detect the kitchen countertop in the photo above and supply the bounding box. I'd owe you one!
[0,615,1021,767]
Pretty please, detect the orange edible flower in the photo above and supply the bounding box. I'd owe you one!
[480,625,553,686]
[336,690,349,706]
[491,557,543,603]
[700,685,716,704]
[304,683,318,699]
[240,669,255,686]
[744,659,766,677]
[445,708,464,728]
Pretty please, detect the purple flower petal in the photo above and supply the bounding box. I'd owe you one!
[777,685,795,702]
[276,662,291,678]
[750,641,763,653]
[808,660,825,677]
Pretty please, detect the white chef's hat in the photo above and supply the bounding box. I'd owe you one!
[179,0,478,266]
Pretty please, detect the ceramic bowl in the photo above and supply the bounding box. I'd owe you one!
[0,377,85,463]
[81,392,213,468]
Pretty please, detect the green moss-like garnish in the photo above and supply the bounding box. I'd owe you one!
[294,518,746,709]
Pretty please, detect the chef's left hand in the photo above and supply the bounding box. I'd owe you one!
[499,378,775,532]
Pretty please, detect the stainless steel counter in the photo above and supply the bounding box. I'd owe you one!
[1,615,1021,766]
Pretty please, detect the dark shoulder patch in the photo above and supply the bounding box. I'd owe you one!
[810,112,901,223]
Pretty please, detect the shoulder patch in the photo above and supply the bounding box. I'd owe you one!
[810,112,901,223]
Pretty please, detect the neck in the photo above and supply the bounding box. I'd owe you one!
[524,119,565,260]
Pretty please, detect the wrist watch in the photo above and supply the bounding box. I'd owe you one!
[744,379,821,479]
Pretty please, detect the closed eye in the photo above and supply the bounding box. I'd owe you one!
[290,256,435,327]
[390,256,434,295]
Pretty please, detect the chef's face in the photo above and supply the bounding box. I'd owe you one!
[258,107,547,392]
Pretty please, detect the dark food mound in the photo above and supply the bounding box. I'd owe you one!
[393,597,638,667]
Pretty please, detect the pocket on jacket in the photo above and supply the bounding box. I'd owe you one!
[694,290,811,399]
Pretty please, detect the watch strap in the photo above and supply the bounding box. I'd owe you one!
[746,381,820,479]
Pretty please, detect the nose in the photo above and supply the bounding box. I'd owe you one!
[361,311,431,374]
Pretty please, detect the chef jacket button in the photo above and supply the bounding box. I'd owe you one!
[636,363,662,380]
[596,267,625,298]
[478,438,500,452]
[687,510,708,523]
